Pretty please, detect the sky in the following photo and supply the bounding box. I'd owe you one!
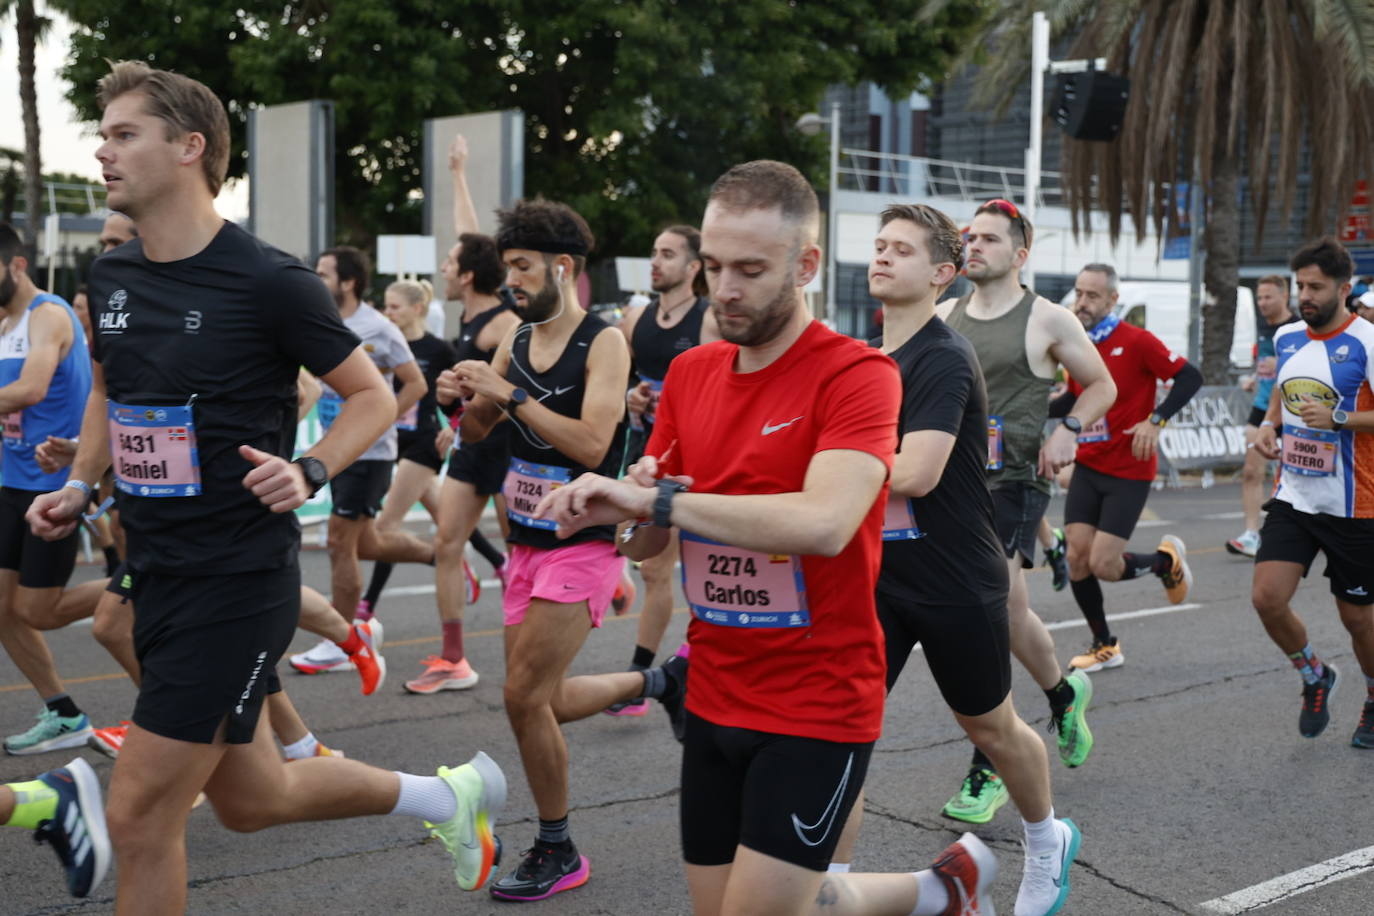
[0,10,248,218]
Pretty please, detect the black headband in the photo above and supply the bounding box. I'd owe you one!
[497,231,589,258]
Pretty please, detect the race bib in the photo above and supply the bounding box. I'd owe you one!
[396,401,419,431]
[502,457,572,530]
[1281,424,1338,477]
[1079,416,1109,444]
[107,401,202,497]
[317,392,343,430]
[987,416,1004,470]
[1,411,21,446]
[882,494,924,541]
[679,531,809,628]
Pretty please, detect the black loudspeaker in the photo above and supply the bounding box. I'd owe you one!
[1053,70,1131,142]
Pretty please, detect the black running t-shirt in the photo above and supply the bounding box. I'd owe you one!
[89,221,360,575]
[401,332,458,433]
[878,317,1008,607]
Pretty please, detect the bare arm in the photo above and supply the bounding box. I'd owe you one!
[449,135,479,236]
[617,303,645,349]
[305,348,395,474]
[455,325,517,442]
[1040,306,1116,475]
[296,369,321,423]
[890,430,956,498]
[0,305,73,412]
[545,448,888,558]
[391,359,426,420]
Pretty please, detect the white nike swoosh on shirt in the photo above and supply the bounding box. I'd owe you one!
[761,416,803,435]
[554,385,576,396]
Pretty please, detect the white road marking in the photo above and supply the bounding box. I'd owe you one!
[1197,845,1374,913]
[905,603,1203,653]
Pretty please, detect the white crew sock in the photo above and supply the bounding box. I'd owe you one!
[911,869,949,915]
[826,862,851,874]
[1024,808,1059,855]
[389,772,457,823]
[280,732,319,760]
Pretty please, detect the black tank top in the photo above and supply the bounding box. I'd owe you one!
[504,312,625,549]
[452,302,513,364]
[630,296,708,381]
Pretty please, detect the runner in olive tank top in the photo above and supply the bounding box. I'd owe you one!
[937,200,1117,825]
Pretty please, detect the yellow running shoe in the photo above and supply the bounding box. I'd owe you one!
[1069,638,1123,673]
[428,752,507,891]
[1157,535,1192,604]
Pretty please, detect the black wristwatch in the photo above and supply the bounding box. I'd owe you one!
[1149,412,1168,428]
[506,387,529,413]
[293,456,329,496]
[653,478,688,528]
[1332,408,1349,430]
[1061,417,1082,435]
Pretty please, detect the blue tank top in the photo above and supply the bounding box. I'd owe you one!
[0,293,93,490]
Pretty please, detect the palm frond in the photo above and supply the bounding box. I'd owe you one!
[1312,0,1374,87]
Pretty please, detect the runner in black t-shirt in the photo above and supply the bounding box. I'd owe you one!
[355,279,458,619]
[445,198,630,901]
[25,62,504,911]
[829,204,1083,916]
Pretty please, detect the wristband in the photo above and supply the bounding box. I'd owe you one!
[63,479,93,498]
[653,479,688,528]
[1260,420,1275,429]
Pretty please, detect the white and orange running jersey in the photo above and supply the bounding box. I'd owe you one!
[1272,315,1374,518]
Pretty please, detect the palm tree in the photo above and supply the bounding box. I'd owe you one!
[2,0,52,254]
[934,0,1374,382]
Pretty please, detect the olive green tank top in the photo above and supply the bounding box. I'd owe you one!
[946,287,1051,492]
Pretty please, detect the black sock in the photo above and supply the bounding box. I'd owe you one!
[631,645,655,670]
[1070,576,1112,643]
[1119,551,1165,580]
[468,529,506,571]
[45,694,81,719]
[1045,678,1075,711]
[538,815,570,845]
[970,746,995,773]
[102,546,120,577]
[364,562,394,607]
[641,667,666,699]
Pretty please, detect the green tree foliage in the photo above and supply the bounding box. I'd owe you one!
[60,0,983,259]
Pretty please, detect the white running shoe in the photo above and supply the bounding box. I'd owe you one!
[289,638,354,674]
[1014,818,1080,916]
[1226,529,1259,558]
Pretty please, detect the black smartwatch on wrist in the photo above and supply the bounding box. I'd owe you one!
[293,456,329,496]
[1060,417,1082,435]
[653,479,688,528]
[1149,412,1168,428]
[1332,408,1349,430]
[506,387,529,413]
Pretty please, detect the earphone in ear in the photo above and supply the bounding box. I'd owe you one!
[557,264,566,283]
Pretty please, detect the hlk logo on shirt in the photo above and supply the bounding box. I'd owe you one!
[100,290,130,332]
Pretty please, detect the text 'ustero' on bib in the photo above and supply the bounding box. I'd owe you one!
[107,398,202,497]
[679,531,809,628]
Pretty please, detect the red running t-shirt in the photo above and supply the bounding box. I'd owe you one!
[1068,320,1185,481]
[646,320,900,743]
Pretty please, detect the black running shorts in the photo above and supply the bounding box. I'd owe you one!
[446,431,510,497]
[990,482,1051,568]
[130,563,299,744]
[0,486,79,589]
[1063,464,1153,540]
[679,712,873,872]
[329,460,392,519]
[1257,498,1374,605]
[876,589,1012,718]
[106,562,133,599]
[398,428,444,473]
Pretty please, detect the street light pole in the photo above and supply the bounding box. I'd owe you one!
[1024,10,1049,293]
[826,100,840,324]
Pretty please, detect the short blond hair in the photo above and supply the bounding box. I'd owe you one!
[386,279,432,308]
[98,60,231,197]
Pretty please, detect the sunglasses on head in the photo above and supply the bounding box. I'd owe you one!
[979,199,1031,247]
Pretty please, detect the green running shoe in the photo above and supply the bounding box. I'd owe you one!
[4,708,93,756]
[1052,669,1095,768]
[427,751,507,891]
[941,767,1009,824]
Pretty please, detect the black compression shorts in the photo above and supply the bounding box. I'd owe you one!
[398,428,444,473]
[446,433,510,497]
[0,487,78,589]
[1063,464,1153,540]
[679,711,873,872]
[330,460,392,519]
[876,589,1011,718]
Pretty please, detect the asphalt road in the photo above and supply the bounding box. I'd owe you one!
[2,482,1372,915]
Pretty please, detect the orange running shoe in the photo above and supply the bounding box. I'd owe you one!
[1157,535,1192,604]
[88,722,130,759]
[405,656,480,694]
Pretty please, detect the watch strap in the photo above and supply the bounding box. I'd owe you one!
[653,479,687,528]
